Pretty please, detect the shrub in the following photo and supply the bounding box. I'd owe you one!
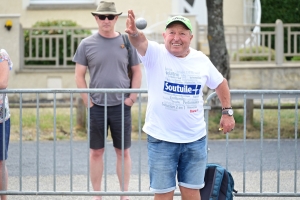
[261,0,300,61]
[291,56,300,61]
[261,0,299,24]
[24,20,92,66]
[232,46,276,61]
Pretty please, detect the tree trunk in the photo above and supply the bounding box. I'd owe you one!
[206,0,230,80]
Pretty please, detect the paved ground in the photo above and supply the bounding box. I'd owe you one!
[4,139,300,199]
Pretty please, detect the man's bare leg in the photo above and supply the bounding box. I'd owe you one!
[154,191,174,200]
[179,186,200,200]
[90,148,105,200]
[0,161,7,200]
[115,148,131,200]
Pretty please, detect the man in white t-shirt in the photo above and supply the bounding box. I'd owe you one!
[125,10,235,200]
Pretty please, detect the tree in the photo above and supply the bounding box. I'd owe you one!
[206,0,230,81]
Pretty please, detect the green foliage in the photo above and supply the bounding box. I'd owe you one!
[261,0,299,24]
[10,108,79,141]
[291,56,300,61]
[33,20,78,27]
[233,112,243,124]
[24,20,91,66]
[211,111,222,124]
[233,46,276,61]
[260,0,300,60]
[208,108,300,140]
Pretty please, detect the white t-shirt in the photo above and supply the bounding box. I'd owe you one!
[139,41,224,143]
[0,49,13,123]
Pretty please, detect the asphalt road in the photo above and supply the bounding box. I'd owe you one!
[4,139,300,200]
[6,139,300,176]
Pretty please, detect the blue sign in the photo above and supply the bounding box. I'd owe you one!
[164,81,201,95]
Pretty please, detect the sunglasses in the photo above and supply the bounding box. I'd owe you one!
[97,15,115,20]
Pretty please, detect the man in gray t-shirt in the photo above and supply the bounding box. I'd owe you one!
[73,1,141,200]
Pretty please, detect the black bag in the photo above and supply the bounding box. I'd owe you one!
[121,34,132,84]
[200,163,237,200]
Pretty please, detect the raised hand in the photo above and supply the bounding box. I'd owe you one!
[125,10,138,35]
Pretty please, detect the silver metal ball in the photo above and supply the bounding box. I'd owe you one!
[135,18,147,30]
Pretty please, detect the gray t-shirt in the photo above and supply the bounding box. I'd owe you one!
[73,33,140,106]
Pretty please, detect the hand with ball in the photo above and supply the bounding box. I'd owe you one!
[135,18,147,30]
[125,10,147,38]
[125,10,148,56]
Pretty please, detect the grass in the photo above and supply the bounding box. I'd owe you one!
[10,107,87,141]
[208,109,300,140]
[9,104,300,141]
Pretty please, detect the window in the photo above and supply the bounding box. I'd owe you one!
[30,0,95,3]
[28,0,96,9]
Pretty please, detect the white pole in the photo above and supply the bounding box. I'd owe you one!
[275,19,284,66]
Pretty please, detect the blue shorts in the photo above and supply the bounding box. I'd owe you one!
[0,118,10,160]
[147,135,207,193]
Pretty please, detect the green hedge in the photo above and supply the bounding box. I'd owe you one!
[24,20,91,65]
[291,56,300,61]
[260,0,300,60]
[261,0,299,24]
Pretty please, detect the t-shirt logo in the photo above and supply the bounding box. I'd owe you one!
[164,81,201,95]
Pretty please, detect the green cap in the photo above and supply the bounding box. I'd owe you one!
[165,16,192,32]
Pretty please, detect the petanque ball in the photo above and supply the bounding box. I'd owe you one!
[135,18,147,30]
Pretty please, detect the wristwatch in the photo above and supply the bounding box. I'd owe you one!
[222,109,234,116]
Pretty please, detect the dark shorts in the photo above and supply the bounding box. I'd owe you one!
[0,118,10,160]
[89,104,131,150]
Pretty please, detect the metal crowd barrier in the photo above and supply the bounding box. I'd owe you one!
[0,89,299,198]
[204,90,299,197]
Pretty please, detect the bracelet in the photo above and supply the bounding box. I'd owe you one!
[130,32,139,37]
[222,107,232,110]
[129,97,135,103]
